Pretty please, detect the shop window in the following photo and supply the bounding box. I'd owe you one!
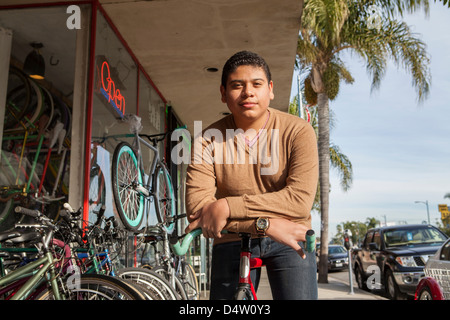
[89,11,139,228]
[89,10,165,267]
[0,6,77,231]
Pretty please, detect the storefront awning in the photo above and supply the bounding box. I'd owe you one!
[1,0,303,131]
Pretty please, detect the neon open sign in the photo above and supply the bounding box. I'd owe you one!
[100,60,126,117]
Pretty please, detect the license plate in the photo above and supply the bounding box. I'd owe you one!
[335,263,343,267]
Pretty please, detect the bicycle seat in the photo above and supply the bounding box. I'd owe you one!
[0,231,22,242]
[0,229,40,245]
[142,226,165,242]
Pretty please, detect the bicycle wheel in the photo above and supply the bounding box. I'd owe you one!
[183,262,200,300]
[40,86,54,132]
[120,278,159,300]
[36,274,144,300]
[153,164,175,233]
[153,266,188,300]
[4,67,31,130]
[89,164,106,215]
[23,79,43,128]
[111,142,145,231]
[117,267,179,300]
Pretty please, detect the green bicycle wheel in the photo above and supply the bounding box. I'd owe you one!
[111,142,145,231]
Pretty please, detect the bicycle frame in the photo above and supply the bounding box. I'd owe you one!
[0,229,62,300]
[236,233,263,300]
[112,129,162,193]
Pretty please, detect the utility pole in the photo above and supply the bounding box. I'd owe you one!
[415,200,430,224]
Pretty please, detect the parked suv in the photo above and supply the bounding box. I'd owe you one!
[352,224,448,299]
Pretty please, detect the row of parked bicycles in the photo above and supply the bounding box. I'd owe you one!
[0,199,200,300]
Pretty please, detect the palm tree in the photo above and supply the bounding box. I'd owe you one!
[297,0,431,283]
[366,217,380,229]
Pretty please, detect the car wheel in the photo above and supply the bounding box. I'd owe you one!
[355,265,368,291]
[385,269,400,300]
[418,286,433,300]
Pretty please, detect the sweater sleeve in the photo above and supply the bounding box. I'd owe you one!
[225,123,318,222]
[185,132,217,221]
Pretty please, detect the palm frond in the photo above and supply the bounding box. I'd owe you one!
[330,144,353,192]
[341,15,431,102]
[302,0,350,50]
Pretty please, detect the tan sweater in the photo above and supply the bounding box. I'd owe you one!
[185,108,319,245]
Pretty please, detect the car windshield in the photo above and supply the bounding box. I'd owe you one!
[383,226,447,248]
[329,246,346,254]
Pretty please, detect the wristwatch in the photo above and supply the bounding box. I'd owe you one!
[256,217,270,236]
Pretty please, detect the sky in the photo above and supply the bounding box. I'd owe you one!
[290,2,450,239]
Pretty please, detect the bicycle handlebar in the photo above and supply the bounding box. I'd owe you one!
[14,206,54,229]
[170,228,316,256]
[139,125,188,145]
[171,228,203,256]
[15,206,41,218]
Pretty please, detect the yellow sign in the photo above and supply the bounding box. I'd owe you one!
[438,204,450,220]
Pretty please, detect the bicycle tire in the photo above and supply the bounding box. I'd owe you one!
[183,262,200,300]
[23,79,43,128]
[4,67,31,130]
[36,274,145,300]
[111,142,145,231]
[120,278,159,300]
[0,172,14,232]
[40,86,54,132]
[117,267,179,300]
[153,164,175,233]
[153,266,188,300]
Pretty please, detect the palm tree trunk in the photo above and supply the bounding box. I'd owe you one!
[317,92,330,284]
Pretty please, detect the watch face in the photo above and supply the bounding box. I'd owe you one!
[257,218,268,230]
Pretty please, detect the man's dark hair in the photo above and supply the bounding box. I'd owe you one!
[221,51,272,88]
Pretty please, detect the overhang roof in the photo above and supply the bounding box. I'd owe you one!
[0,0,303,130]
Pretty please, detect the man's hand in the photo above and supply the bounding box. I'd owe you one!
[185,198,230,238]
[265,219,310,259]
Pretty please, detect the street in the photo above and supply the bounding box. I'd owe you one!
[326,269,388,299]
[326,268,417,300]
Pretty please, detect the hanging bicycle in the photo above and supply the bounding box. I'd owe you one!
[111,114,180,233]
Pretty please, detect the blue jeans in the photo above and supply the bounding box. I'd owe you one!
[210,237,318,300]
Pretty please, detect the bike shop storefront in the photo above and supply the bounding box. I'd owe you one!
[0,2,205,278]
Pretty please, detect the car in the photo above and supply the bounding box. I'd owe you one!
[352,224,448,299]
[328,245,349,271]
[415,237,450,300]
[316,244,349,271]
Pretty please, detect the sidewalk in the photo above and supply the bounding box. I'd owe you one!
[200,267,387,300]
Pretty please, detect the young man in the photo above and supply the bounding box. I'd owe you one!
[185,51,319,299]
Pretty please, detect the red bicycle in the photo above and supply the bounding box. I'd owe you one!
[171,228,316,300]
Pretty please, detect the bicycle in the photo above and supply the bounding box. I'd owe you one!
[0,206,145,300]
[171,228,316,300]
[139,215,199,300]
[110,114,180,232]
[61,202,176,300]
